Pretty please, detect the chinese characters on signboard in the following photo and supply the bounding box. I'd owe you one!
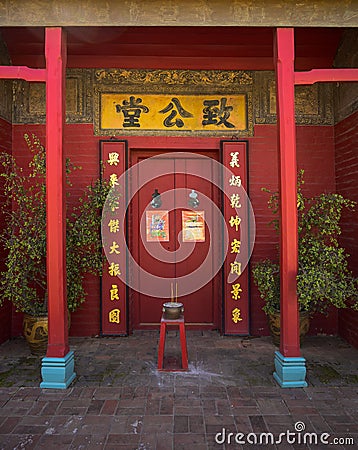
[101,141,127,335]
[223,141,249,334]
[101,94,247,133]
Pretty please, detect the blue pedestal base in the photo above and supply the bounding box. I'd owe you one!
[273,350,308,388]
[40,351,76,389]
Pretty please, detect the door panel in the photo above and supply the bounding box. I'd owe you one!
[174,157,219,326]
[130,151,221,329]
[136,157,176,325]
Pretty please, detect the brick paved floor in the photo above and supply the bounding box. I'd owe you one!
[0,333,357,449]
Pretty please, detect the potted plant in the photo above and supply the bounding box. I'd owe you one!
[252,170,358,345]
[0,133,110,354]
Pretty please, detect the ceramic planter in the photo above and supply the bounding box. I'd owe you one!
[268,310,310,346]
[23,313,48,355]
[22,312,71,356]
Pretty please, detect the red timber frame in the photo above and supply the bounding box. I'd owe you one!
[0,27,357,387]
[0,28,74,387]
[274,29,358,386]
[44,28,69,358]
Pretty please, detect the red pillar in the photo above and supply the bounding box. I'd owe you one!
[274,28,301,358]
[45,28,69,358]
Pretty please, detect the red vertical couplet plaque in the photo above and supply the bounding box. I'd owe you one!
[101,141,127,335]
[222,141,249,334]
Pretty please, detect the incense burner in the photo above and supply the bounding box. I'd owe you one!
[162,302,184,320]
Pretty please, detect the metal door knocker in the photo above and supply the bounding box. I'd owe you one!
[188,189,199,208]
[151,189,162,208]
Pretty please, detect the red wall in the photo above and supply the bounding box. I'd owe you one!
[12,124,103,337]
[335,111,358,348]
[0,117,12,344]
[6,122,339,338]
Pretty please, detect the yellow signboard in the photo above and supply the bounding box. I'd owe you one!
[101,94,247,132]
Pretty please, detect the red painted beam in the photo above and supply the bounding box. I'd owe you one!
[45,27,69,358]
[274,28,301,358]
[295,68,358,85]
[0,66,46,81]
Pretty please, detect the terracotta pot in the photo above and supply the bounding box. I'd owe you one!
[268,310,310,347]
[162,302,184,320]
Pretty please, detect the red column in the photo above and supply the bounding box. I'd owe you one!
[45,27,69,358]
[274,28,300,358]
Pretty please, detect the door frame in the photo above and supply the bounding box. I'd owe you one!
[100,136,250,336]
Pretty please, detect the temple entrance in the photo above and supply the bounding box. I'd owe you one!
[129,150,221,330]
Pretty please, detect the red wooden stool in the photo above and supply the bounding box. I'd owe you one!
[157,314,188,371]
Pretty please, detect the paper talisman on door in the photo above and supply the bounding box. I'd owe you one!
[182,211,205,242]
[146,210,169,241]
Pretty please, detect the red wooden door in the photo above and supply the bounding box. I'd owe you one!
[130,151,221,329]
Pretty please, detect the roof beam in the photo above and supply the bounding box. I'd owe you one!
[295,68,358,85]
[0,66,46,82]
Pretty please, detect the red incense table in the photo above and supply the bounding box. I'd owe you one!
[157,314,188,371]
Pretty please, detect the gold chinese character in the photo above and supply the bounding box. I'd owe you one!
[108,152,120,166]
[230,193,241,209]
[230,262,242,276]
[229,215,241,231]
[109,173,119,187]
[232,308,243,323]
[108,262,121,277]
[110,200,120,213]
[108,219,119,233]
[229,152,240,168]
[110,284,119,301]
[229,175,242,187]
[109,308,120,323]
[230,238,241,254]
[109,241,120,255]
[231,283,242,300]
